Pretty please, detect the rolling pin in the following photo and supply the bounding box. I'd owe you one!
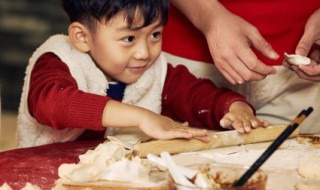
[133,125,299,157]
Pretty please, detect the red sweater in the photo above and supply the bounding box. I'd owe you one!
[163,0,320,66]
[28,53,252,140]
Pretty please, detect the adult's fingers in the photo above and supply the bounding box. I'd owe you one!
[215,52,268,84]
[296,65,320,81]
[294,8,320,56]
[289,64,320,81]
[295,29,313,56]
[227,48,268,82]
[237,43,277,78]
[248,26,279,60]
[282,59,294,70]
[215,59,244,85]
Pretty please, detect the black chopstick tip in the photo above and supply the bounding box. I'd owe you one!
[305,107,313,116]
[234,107,314,187]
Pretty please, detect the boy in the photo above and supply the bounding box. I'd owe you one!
[17,0,268,148]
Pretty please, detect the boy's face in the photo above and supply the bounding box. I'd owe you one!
[86,12,163,83]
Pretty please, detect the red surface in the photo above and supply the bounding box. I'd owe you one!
[0,139,104,190]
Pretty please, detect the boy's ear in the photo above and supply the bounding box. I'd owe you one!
[68,22,90,52]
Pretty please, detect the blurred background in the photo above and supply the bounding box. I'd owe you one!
[0,0,69,150]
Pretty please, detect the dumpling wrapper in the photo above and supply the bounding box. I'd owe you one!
[284,53,311,66]
[58,163,101,183]
[101,157,150,183]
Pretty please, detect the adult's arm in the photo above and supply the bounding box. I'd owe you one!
[170,0,279,84]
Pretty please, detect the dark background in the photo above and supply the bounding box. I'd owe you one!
[0,0,69,113]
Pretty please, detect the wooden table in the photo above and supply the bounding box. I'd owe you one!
[0,137,316,190]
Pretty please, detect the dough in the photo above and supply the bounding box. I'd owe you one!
[298,150,320,179]
[284,53,311,66]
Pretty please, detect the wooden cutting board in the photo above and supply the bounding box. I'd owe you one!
[133,125,299,157]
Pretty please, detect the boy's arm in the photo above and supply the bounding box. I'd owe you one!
[102,100,209,140]
[29,53,108,131]
[161,64,255,130]
[29,53,209,141]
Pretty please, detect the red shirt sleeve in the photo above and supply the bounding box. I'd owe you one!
[28,53,109,131]
[161,64,255,130]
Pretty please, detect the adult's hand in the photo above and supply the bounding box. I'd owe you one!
[283,8,320,81]
[171,0,279,84]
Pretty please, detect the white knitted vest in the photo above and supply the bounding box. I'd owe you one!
[17,34,167,148]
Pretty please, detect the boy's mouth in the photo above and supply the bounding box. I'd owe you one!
[127,65,147,73]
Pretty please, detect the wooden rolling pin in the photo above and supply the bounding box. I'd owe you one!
[133,125,299,157]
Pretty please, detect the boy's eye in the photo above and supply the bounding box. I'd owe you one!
[123,36,135,42]
[151,32,161,39]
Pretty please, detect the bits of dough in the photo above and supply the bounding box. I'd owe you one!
[58,138,152,184]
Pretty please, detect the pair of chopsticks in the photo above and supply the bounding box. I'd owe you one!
[234,107,314,187]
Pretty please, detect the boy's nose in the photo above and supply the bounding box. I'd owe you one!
[134,42,150,60]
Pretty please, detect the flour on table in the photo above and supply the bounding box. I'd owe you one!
[178,139,303,170]
[298,150,320,179]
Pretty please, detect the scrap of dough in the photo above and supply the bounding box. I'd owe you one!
[0,182,41,190]
[58,139,152,184]
[21,183,41,190]
[78,139,127,168]
[298,150,320,179]
[58,163,101,183]
[0,183,13,190]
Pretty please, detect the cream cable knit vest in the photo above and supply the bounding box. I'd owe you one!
[17,34,167,148]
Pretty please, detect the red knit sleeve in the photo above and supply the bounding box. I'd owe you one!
[28,53,110,131]
[161,64,255,130]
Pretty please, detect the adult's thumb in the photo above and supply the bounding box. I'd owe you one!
[295,30,313,56]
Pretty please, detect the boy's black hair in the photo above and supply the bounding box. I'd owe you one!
[61,0,169,30]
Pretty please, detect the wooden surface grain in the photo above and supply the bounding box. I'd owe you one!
[133,125,299,157]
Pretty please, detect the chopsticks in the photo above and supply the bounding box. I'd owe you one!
[234,107,314,187]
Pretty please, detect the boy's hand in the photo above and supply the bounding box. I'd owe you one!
[103,100,209,142]
[220,101,268,133]
[139,113,210,142]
